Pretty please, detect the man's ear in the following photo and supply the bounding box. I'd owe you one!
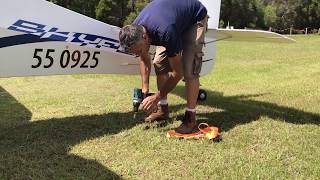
[143,32,149,42]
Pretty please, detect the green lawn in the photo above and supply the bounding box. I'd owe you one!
[0,35,319,179]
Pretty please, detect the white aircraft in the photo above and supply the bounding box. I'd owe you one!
[0,0,295,78]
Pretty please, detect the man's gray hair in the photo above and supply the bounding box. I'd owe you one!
[119,25,144,52]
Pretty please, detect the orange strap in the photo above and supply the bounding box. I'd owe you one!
[198,123,210,134]
[198,123,218,140]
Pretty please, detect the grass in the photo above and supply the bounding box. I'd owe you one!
[0,35,320,179]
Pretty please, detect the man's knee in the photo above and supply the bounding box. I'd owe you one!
[182,51,203,80]
[154,61,172,76]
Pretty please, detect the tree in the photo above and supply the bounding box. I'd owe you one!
[264,5,277,28]
[96,0,129,27]
[124,0,149,25]
[48,0,98,18]
[295,0,320,29]
[220,0,265,29]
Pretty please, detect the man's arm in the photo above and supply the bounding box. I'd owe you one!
[139,52,151,95]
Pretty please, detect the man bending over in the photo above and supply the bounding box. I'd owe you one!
[119,0,208,134]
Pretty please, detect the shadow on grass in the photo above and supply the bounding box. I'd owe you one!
[1,83,319,178]
[0,86,141,179]
[172,85,320,132]
[0,86,32,129]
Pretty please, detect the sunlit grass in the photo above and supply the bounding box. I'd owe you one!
[0,35,319,179]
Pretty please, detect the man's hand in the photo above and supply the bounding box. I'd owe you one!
[142,92,161,111]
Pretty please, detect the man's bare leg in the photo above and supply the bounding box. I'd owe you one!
[144,73,169,122]
[157,74,169,99]
[185,78,199,109]
[175,77,199,133]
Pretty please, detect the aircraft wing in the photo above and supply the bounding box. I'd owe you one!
[207,29,296,43]
[0,0,217,78]
[0,0,145,78]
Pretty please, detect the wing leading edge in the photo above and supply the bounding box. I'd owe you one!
[207,29,296,43]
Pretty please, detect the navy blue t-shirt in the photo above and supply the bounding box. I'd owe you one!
[133,0,207,57]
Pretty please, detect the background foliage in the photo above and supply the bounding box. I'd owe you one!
[48,0,320,32]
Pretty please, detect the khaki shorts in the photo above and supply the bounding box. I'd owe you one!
[153,15,208,80]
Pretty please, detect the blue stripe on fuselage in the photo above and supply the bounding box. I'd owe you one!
[0,34,59,48]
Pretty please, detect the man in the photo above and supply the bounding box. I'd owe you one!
[119,0,208,134]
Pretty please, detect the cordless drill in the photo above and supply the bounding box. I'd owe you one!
[133,88,143,119]
[132,88,154,119]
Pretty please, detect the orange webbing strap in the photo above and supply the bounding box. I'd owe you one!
[198,123,218,140]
